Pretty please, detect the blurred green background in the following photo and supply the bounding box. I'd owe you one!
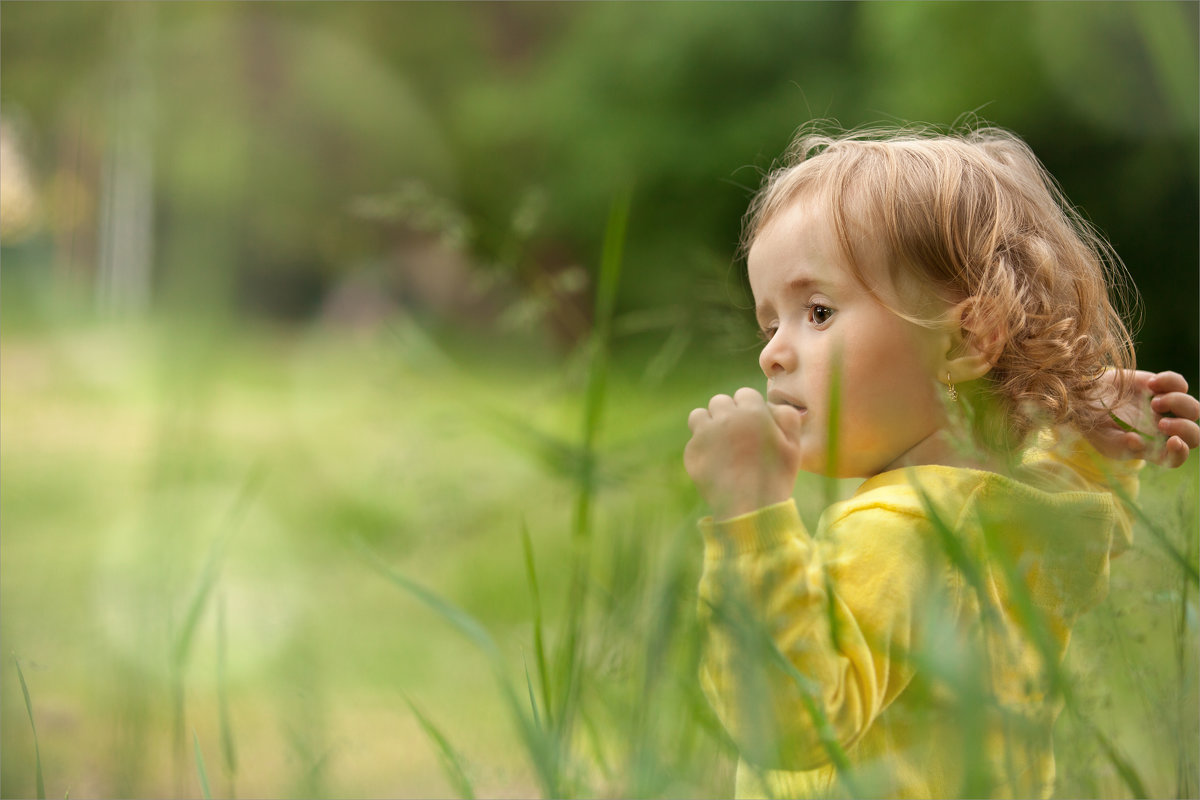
[2,3,1197,798]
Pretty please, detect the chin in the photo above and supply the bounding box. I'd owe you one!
[799,455,845,478]
[799,452,876,480]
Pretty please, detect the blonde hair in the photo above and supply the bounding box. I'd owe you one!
[743,122,1138,450]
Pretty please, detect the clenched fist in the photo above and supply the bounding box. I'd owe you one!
[685,387,804,520]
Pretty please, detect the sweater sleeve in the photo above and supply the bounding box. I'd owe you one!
[1021,429,1143,556]
[696,498,937,771]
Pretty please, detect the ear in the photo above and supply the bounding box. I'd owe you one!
[942,297,1002,383]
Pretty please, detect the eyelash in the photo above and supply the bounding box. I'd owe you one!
[758,304,835,341]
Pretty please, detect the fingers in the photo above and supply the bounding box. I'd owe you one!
[1158,415,1200,449]
[1147,377,1199,466]
[708,393,735,417]
[1156,412,1200,443]
[1166,434,1195,472]
[1141,372,1198,467]
[1088,426,1145,461]
[1157,436,1189,469]
[1147,371,1189,396]
[690,393,734,430]
[1152,391,1200,422]
[687,388,766,432]
[733,386,766,406]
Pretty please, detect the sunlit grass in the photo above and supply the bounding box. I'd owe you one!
[2,297,1195,798]
[0,300,739,797]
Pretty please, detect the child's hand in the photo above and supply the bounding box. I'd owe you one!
[685,387,803,520]
[1087,370,1200,468]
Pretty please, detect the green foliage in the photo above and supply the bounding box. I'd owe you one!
[1,5,1198,796]
[1,2,1195,377]
[1,307,1197,797]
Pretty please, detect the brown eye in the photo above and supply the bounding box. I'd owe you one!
[810,305,834,325]
[758,326,777,342]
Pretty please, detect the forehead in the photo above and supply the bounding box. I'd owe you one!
[747,194,938,319]
[747,198,864,296]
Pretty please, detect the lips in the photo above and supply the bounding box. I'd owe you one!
[767,390,806,413]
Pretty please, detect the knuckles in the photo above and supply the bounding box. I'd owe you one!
[732,386,764,405]
[686,387,784,469]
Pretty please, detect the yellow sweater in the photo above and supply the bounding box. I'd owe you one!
[697,433,1139,799]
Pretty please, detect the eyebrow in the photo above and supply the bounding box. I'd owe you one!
[754,273,838,320]
[786,275,829,293]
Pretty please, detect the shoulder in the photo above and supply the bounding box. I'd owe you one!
[821,461,1117,552]
[808,468,992,581]
[822,465,993,535]
[1018,426,1143,494]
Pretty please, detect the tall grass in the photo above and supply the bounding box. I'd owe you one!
[359,287,1198,800]
[2,227,1196,799]
[326,177,1197,800]
[551,189,630,787]
[357,191,662,797]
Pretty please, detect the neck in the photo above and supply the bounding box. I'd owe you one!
[877,425,1000,475]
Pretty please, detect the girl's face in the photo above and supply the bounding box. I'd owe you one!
[748,198,953,478]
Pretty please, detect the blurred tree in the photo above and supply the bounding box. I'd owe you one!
[4,2,459,320]
[1,2,1195,380]
[432,1,1197,380]
[150,4,458,316]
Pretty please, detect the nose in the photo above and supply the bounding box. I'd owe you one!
[759,329,796,378]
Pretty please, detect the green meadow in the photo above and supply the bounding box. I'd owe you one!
[0,300,737,797]
[3,3,1196,797]
[2,305,1196,798]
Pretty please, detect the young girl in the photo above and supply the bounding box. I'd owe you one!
[684,124,1199,799]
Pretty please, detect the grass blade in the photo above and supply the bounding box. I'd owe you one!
[703,584,862,798]
[404,696,476,800]
[583,186,630,458]
[1076,714,1150,799]
[354,536,562,797]
[14,657,45,800]
[1108,470,1199,585]
[574,186,631,536]
[821,355,845,653]
[762,629,861,798]
[352,536,501,662]
[216,595,238,792]
[822,347,843,501]
[521,523,553,726]
[523,656,543,730]
[481,410,592,485]
[170,467,264,781]
[556,189,631,755]
[192,730,212,800]
[1103,405,1156,439]
[172,468,263,668]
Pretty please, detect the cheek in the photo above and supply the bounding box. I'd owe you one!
[844,329,941,416]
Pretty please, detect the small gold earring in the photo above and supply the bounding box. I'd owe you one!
[946,372,958,402]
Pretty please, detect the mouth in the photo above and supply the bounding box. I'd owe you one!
[767,391,807,414]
